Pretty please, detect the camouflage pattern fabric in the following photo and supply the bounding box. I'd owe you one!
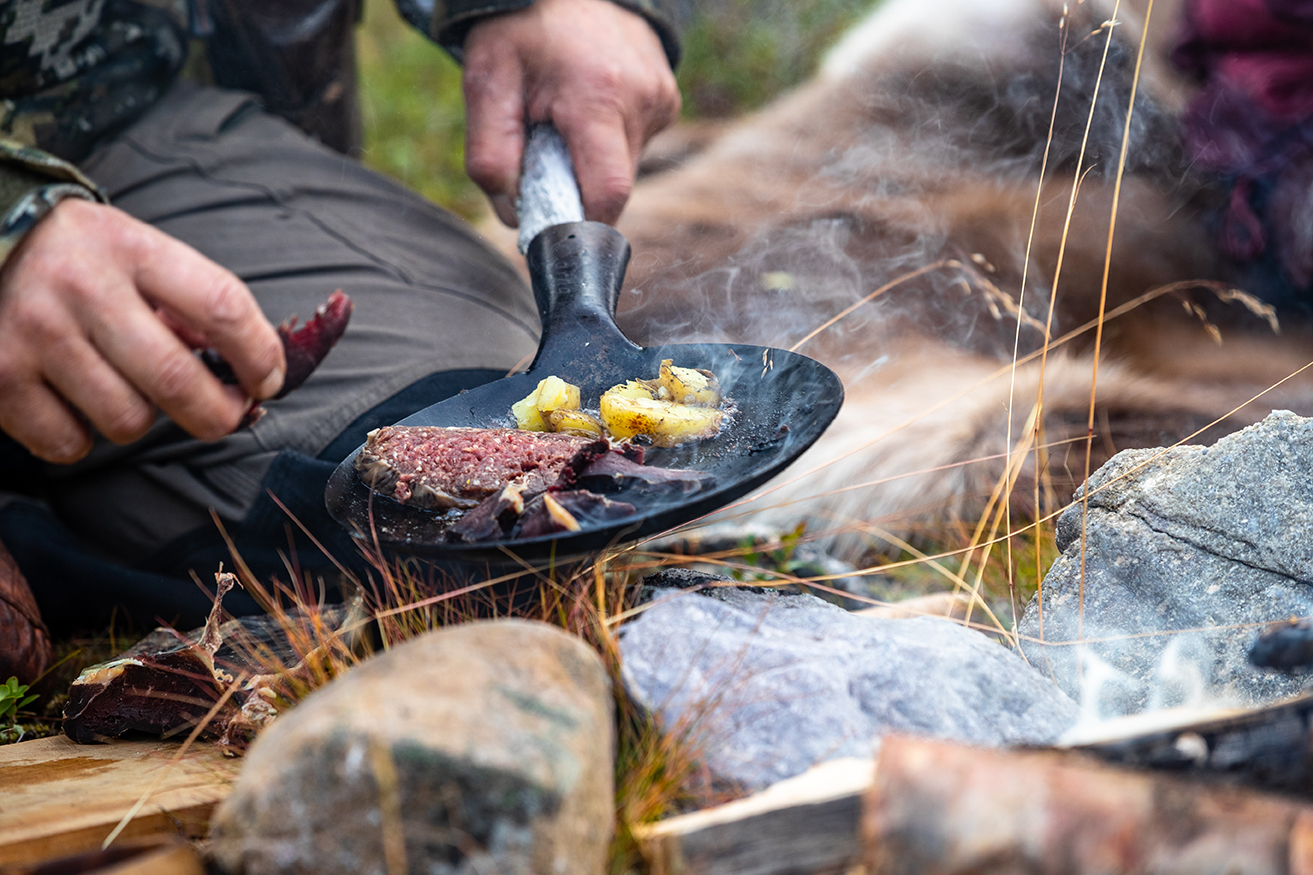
[0,0,186,265]
[1,0,189,161]
[0,137,105,265]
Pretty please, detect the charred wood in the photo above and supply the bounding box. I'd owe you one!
[1067,694,1313,798]
[863,735,1313,875]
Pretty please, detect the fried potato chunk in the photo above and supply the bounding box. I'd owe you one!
[607,380,659,400]
[658,359,721,406]
[599,392,724,446]
[513,363,727,447]
[547,408,605,438]
[513,376,582,431]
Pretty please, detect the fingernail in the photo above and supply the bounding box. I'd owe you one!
[256,366,285,401]
[491,194,518,228]
[50,437,89,464]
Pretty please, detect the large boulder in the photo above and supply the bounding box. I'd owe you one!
[619,574,1078,790]
[1018,411,1313,718]
[210,619,614,875]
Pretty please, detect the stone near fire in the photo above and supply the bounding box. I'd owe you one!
[209,619,614,875]
[619,572,1078,791]
[1018,411,1313,718]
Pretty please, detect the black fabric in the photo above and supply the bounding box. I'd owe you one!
[202,0,363,155]
[0,499,263,635]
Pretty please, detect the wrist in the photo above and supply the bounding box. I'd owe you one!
[0,139,106,268]
[435,0,681,69]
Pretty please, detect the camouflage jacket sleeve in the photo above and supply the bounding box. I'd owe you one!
[0,139,106,266]
[426,0,683,69]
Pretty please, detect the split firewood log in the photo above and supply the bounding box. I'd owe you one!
[0,537,52,686]
[864,735,1313,875]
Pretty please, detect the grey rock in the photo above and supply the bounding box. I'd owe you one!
[619,578,1078,790]
[1019,411,1313,718]
[210,619,614,875]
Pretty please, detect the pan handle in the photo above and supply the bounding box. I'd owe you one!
[525,221,642,373]
[517,125,585,254]
[517,123,643,373]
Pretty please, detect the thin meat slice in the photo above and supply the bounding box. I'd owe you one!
[204,290,354,428]
[274,290,354,399]
[355,426,607,509]
[448,483,528,542]
[576,452,715,495]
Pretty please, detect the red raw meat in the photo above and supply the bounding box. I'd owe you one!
[274,289,353,398]
[202,290,354,428]
[355,427,608,509]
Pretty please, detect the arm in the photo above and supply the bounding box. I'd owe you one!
[0,146,285,463]
[443,0,682,226]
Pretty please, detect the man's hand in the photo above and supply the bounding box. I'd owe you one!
[0,199,285,463]
[463,0,681,226]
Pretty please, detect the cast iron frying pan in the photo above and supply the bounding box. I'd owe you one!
[324,128,844,561]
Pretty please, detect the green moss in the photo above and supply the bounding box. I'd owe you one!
[678,0,879,117]
[356,1,484,221]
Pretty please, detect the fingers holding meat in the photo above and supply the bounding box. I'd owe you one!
[0,200,282,459]
[0,201,353,459]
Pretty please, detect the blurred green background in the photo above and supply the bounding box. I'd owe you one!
[355,0,876,221]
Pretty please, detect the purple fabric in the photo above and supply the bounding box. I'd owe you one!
[1175,0,1313,289]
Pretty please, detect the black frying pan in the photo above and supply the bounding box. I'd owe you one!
[324,128,843,562]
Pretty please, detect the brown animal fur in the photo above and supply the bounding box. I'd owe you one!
[496,0,1313,557]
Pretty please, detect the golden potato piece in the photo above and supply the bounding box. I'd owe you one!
[547,408,605,438]
[605,379,659,400]
[658,359,721,407]
[599,393,724,446]
[535,376,580,414]
[512,375,581,431]
[512,395,547,431]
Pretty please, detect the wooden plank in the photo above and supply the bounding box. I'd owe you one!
[0,735,240,869]
[1,836,206,875]
[636,757,873,875]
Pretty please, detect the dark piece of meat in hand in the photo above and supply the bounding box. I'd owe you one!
[202,290,354,427]
[273,289,354,399]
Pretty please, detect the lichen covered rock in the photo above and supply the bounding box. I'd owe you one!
[210,619,614,875]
